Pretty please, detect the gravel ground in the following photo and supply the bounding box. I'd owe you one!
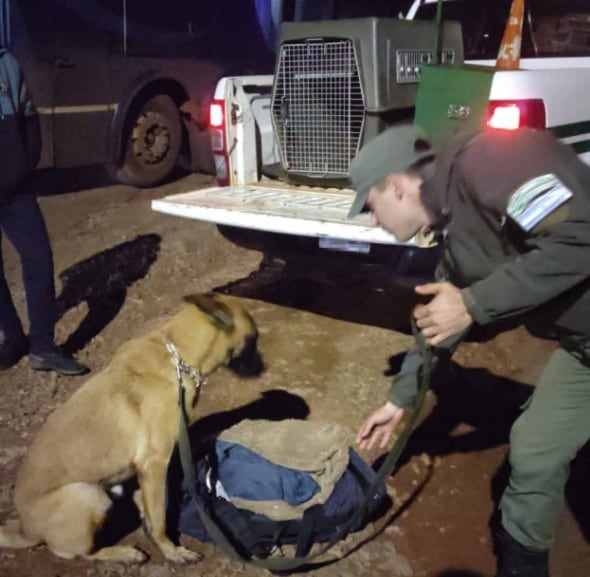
[0,168,588,577]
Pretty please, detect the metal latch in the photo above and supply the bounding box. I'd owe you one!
[230,102,241,125]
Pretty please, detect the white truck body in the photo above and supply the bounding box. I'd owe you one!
[153,74,418,250]
[152,0,590,254]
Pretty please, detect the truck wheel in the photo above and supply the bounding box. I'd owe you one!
[113,94,182,187]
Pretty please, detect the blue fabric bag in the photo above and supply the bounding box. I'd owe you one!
[177,441,391,559]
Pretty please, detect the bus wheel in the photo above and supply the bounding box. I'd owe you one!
[113,94,182,187]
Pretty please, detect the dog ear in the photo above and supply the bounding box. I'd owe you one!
[184,293,235,331]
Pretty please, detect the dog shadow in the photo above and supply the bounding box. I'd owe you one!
[55,233,161,353]
[188,389,310,443]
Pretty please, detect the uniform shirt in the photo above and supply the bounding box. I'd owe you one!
[423,128,590,339]
[389,128,590,409]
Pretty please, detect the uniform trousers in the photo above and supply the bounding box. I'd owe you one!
[0,193,56,353]
[501,346,590,550]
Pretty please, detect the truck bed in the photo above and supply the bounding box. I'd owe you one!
[151,184,432,249]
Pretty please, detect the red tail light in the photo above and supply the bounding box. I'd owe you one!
[210,101,224,128]
[209,99,229,185]
[487,99,546,130]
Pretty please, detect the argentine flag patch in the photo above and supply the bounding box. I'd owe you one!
[507,173,573,232]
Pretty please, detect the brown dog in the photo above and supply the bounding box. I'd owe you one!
[0,293,259,563]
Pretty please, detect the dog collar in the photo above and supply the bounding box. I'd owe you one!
[165,341,207,396]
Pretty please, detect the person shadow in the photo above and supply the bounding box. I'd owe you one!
[213,246,436,332]
[398,357,532,460]
[55,233,161,354]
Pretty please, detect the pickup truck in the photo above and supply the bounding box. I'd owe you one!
[152,0,590,263]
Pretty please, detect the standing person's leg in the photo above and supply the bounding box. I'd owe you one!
[495,346,590,576]
[1,194,88,375]
[0,231,26,340]
[0,194,57,353]
[0,216,29,369]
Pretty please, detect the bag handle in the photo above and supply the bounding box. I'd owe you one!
[175,323,433,572]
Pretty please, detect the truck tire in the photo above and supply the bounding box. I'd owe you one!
[113,94,182,187]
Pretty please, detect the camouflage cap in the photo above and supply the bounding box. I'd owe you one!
[348,124,435,218]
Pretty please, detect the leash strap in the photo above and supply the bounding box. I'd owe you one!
[175,324,434,571]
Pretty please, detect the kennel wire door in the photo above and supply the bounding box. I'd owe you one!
[271,38,365,180]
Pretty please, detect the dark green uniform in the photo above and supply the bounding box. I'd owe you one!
[390,128,590,551]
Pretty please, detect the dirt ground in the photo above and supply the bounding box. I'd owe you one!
[0,168,588,577]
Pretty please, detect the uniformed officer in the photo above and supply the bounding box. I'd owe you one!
[349,124,590,577]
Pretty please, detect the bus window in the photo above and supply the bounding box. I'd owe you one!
[123,0,221,57]
[413,0,590,59]
[255,0,286,52]
[122,0,273,61]
[414,0,517,59]
[528,0,590,56]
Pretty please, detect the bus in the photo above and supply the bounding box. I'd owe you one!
[0,0,403,188]
[0,0,281,187]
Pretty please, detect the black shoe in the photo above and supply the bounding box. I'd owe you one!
[29,348,89,376]
[0,334,29,370]
[493,524,550,577]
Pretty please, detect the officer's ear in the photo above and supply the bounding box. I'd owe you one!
[384,174,402,199]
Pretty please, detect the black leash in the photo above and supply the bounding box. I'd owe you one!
[173,325,434,571]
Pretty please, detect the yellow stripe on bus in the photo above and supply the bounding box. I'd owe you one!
[37,104,117,115]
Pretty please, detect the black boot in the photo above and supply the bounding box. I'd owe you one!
[493,525,550,577]
[29,347,89,376]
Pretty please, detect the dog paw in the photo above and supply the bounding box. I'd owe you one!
[85,545,147,563]
[120,547,148,564]
[164,545,203,564]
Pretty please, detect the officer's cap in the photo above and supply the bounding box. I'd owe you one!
[348,124,435,218]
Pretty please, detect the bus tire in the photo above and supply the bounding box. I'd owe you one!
[112,94,182,187]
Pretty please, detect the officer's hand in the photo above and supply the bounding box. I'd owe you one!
[356,401,405,451]
[413,282,473,345]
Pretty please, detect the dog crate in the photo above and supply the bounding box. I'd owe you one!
[270,18,463,184]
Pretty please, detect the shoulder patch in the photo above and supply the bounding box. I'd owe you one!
[506,173,573,231]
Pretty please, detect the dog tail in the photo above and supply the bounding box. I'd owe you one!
[0,521,41,549]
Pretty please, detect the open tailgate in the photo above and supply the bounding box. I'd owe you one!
[151,184,426,250]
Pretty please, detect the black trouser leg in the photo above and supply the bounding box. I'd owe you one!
[0,231,24,341]
[0,194,56,353]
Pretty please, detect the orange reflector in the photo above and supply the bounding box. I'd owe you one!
[210,102,224,128]
[496,0,525,70]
